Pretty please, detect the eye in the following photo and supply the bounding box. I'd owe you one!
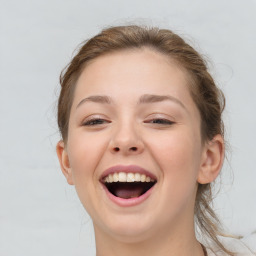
[82,118,110,126]
[145,118,175,125]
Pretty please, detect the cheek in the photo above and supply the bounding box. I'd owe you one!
[67,131,108,184]
[146,130,202,220]
[147,129,202,190]
[66,131,110,216]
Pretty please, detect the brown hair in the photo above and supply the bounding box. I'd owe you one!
[58,25,232,255]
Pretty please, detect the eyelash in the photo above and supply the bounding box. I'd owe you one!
[145,118,174,125]
[83,118,109,126]
[82,118,174,126]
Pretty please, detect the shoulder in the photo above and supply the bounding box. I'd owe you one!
[206,249,256,256]
[206,247,255,256]
[205,237,255,256]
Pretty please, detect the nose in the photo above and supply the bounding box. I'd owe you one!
[109,122,144,155]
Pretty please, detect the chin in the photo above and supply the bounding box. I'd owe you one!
[94,212,158,243]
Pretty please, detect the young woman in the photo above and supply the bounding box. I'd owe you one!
[56,25,252,255]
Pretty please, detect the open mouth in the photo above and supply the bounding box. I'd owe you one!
[102,172,157,199]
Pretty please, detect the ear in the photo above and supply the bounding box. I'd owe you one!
[197,134,224,184]
[56,140,74,185]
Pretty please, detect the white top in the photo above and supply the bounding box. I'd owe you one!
[205,241,255,256]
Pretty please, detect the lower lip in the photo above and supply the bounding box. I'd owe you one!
[101,183,155,207]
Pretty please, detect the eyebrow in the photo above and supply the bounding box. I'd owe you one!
[138,94,187,111]
[76,95,112,109]
[76,94,187,112]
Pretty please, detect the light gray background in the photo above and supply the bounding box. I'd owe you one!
[1,0,255,255]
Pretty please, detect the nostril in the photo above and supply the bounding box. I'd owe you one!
[113,147,120,152]
[111,145,140,153]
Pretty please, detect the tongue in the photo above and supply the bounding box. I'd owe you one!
[115,184,144,199]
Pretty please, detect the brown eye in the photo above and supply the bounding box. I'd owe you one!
[146,118,175,125]
[83,119,110,126]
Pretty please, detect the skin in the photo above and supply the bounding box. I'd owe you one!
[57,48,224,256]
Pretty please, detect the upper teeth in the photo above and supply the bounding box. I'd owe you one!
[104,172,155,183]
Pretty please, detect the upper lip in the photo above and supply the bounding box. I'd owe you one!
[100,165,157,182]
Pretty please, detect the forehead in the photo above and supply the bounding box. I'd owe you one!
[74,48,192,100]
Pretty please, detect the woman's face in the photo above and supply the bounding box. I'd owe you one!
[58,48,208,242]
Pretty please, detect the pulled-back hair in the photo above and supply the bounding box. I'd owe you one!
[58,25,232,255]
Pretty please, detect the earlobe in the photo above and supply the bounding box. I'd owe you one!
[197,134,224,184]
[56,140,74,185]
